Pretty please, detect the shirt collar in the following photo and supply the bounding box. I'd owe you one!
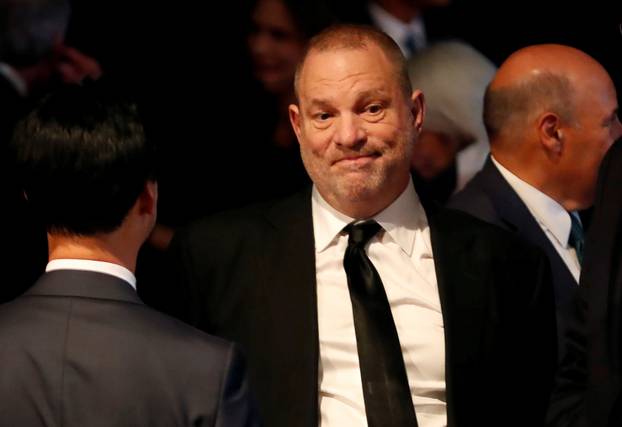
[0,62,27,97]
[46,259,137,290]
[311,180,427,256]
[368,2,426,54]
[492,156,573,248]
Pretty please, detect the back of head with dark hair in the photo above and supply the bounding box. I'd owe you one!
[11,82,155,236]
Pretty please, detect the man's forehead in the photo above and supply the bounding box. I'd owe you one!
[304,44,383,65]
[299,45,391,84]
[303,87,391,107]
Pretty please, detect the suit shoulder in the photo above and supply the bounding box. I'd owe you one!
[183,202,273,238]
[171,202,273,258]
[135,303,234,354]
[180,190,308,237]
[0,294,233,358]
[172,189,309,253]
[439,207,546,259]
[448,176,500,225]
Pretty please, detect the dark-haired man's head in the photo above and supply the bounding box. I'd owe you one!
[12,82,157,267]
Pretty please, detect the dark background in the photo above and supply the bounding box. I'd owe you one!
[64,0,622,224]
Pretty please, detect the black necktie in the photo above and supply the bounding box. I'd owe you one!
[343,220,418,427]
[568,212,585,265]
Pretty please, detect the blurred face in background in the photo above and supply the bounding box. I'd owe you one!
[411,130,462,179]
[248,0,306,95]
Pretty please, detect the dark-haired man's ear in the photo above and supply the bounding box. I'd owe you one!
[139,181,157,216]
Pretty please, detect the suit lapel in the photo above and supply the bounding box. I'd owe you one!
[262,188,319,426]
[478,160,577,305]
[426,205,495,427]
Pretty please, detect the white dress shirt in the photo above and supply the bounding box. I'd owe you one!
[491,157,581,283]
[46,259,137,290]
[368,2,427,57]
[314,180,447,427]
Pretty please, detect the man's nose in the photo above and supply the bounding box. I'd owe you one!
[333,114,366,148]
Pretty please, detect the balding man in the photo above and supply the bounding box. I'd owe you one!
[167,25,556,427]
[449,44,622,354]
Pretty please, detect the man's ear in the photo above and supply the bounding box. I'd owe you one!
[538,112,564,159]
[410,89,425,133]
[289,104,303,144]
[138,181,157,216]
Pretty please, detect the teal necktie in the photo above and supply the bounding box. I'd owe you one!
[568,212,585,265]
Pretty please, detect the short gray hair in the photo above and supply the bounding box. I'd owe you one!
[483,71,575,140]
[294,24,412,101]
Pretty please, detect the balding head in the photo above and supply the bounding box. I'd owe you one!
[484,44,610,142]
[294,24,412,101]
[484,44,622,210]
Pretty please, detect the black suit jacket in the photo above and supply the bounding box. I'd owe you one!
[0,270,258,427]
[548,139,622,427]
[168,188,557,427]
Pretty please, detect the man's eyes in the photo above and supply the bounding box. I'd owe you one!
[365,104,383,114]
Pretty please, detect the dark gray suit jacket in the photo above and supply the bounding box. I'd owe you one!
[0,269,258,427]
[449,158,578,357]
[449,158,578,308]
[167,188,557,427]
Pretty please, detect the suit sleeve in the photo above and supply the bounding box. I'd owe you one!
[163,225,207,328]
[215,344,261,427]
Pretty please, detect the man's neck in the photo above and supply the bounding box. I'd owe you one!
[491,154,581,211]
[48,234,137,273]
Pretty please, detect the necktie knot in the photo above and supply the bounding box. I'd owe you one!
[346,220,381,248]
[568,212,585,264]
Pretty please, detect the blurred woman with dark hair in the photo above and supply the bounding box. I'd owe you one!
[245,0,335,199]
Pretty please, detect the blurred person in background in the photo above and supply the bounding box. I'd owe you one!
[407,40,496,205]
[245,0,335,200]
[0,0,102,304]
